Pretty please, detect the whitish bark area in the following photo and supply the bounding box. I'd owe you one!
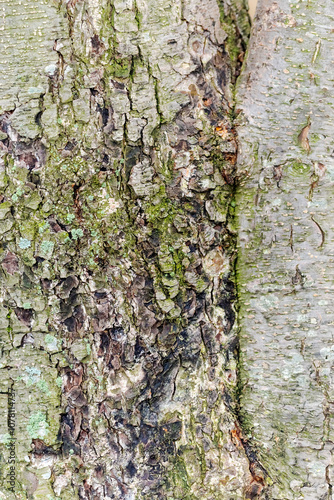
[236,0,334,497]
[0,1,260,499]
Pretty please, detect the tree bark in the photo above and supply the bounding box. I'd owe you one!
[2,0,332,498]
[0,1,257,499]
[236,0,334,498]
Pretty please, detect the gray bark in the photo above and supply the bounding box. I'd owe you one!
[236,0,334,498]
[0,1,256,499]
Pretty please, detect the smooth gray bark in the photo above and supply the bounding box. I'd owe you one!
[0,1,256,499]
[236,0,334,498]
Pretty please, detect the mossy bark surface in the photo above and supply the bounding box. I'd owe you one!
[0,1,261,499]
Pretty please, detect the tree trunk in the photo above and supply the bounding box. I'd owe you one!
[2,0,332,498]
[0,1,256,499]
[236,0,334,498]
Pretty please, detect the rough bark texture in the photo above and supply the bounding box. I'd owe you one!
[236,0,334,498]
[0,1,261,499]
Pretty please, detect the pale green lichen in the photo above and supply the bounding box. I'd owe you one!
[55,377,62,388]
[66,214,75,223]
[27,411,50,439]
[71,228,84,240]
[0,434,11,445]
[40,240,55,258]
[24,366,41,385]
[37,379,52,396]
[45,334,59,351]
[18,238,31,249]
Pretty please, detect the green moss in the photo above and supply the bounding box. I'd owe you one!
[109,56,132,79]
[144,186,184,234]
[6,308,13,340]
[171,455,190,492]
[196,444,207,482]
[217,1,248,69]
[134,0,143,29]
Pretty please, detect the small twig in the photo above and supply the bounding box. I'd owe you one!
[311,215,325,248]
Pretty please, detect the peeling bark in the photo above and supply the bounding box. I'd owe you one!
[4,0,332,498]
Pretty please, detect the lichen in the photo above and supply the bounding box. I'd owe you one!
[27,411,50,439]
[18,238,31,249]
